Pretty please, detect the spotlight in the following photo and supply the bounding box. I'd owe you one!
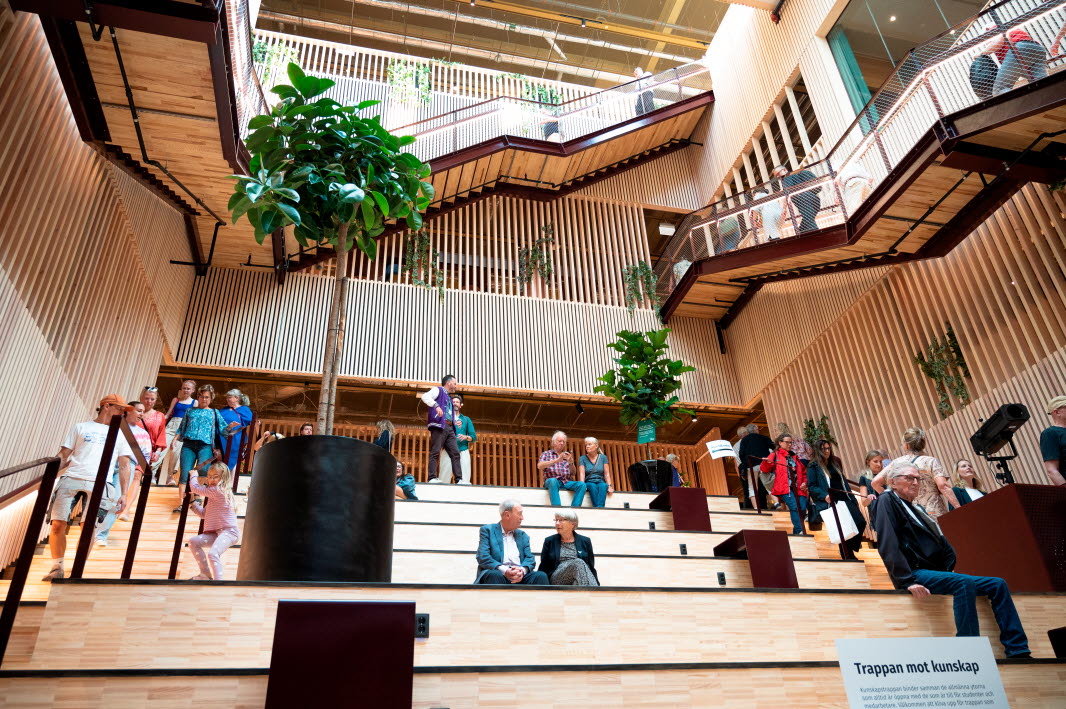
[889,15,896,21]
[691,416,698,423]
[580,18,586,28]
[470,0,475,5]
[575,403,585,416]
[970,403,1030,484]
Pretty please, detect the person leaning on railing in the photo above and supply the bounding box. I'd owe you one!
[870,464,1032,659]
[42,394,137,581]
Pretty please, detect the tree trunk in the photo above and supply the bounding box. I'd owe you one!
[317,222,350,435]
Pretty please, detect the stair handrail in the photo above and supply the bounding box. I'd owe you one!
[653,0,1066,304]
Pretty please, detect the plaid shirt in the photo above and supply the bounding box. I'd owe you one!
[539,449,573,483]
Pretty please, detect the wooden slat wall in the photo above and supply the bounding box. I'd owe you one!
[0,2,191,469]
[259,419,725,492]
[744,184,1066,486]
[345,194,656,309]
[177,269,741,405]
[575,147,704,212]
[688,0,844,205]
[107,167,195,353]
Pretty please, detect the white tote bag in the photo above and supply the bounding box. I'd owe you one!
[820,501,859,543]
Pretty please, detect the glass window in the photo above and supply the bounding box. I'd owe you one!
[827,0,985,113]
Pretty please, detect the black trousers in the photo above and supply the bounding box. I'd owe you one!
[427,425,462,481]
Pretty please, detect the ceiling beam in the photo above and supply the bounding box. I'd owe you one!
[439,0,709,50]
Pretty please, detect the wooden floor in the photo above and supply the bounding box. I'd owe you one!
[2,663,1065,709]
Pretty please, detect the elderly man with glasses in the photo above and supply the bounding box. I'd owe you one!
[870,464,1031,658]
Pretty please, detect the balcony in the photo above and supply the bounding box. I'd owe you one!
[657,0,1066,321]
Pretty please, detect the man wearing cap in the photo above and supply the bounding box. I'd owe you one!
[43,394,137,581]
[1039,395,1066,487]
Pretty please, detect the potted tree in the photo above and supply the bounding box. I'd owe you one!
[594,328,695,490]
[229,63,432,583]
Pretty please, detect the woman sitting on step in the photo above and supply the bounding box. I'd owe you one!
[538,510,599,586]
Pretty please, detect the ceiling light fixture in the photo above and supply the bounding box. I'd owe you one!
[575,403,585,416]
[580,18,587,28]
[691,416,698,423]
[889,15,896,21]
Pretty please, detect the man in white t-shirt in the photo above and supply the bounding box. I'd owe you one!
[43,394,137,581]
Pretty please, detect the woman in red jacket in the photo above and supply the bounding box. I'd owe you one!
[760,433,809,534]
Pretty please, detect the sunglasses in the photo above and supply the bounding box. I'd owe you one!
[143,386,158,392]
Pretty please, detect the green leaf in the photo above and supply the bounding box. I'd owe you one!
[405,210,423,230]
[360,199,378,230]
[419,181,435,200]
[247,115,273,130]
[337,183,365,203]
[357,235,378,260]
[260,208,280,235]
[397,135,416,146]
[286,62,307,86]
[274,187,300,202]
[271,85,299,100]
[355,99,381,110]
[370,191,389,218]
[245,182,265,202]
[276,202,302,226]
[229,196,253,224]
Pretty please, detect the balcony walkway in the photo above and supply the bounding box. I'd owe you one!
[657,0,1066,321]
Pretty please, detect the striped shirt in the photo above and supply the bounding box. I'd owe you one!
[188,476,239,533]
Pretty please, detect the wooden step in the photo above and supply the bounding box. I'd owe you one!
[12,581,1063,670]
[0,662,1062,709]
[407,483,742,512]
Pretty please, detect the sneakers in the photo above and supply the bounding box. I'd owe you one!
[457,479,471,485]
[187,574,210,581]
[118,514,130,522]
[427,478,442,484]
[172,507,183,514]
[95,538,109,547]
[42,565,64,582]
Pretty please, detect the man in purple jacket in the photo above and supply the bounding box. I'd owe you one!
[420,374,463,483]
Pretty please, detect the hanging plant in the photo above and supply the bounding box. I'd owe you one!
[622,261,659,316]
[802,415,836,446]
[518,223,555,287]
[914,325,971,418]
[387,60,432,107]
[402,230,445,301]
[520,80,562,105]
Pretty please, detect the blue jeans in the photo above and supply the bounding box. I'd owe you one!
[95,468,121,542]
[994,41,1048,95]
[179,439,212,484]
[912,569,1030,656]
[779,492,808,534]
[585,478,608,508]
[544,477,586,507]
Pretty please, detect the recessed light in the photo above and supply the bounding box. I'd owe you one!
[889,15,896,21]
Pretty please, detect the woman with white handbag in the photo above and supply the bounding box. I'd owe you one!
[807,440,866,554]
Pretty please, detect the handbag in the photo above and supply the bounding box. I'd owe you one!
[820,501,859,543]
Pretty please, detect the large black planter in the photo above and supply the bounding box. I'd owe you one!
[237,435,396,583]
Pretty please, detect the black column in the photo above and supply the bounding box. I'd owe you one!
[237,435,396,582]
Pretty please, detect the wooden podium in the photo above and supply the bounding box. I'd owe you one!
[713,530,798,589]
[266,600,416,708]
[649,486,712,531]
[938,483,1066,592]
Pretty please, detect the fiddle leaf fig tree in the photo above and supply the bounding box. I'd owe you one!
[594,328,696,430]
[230,62,433,434]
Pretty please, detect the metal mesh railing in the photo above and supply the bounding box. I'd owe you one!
[228,0,269,142]
[398,62,711,164]
[654,0,1066,305]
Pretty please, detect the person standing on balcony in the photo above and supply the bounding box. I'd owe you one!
[634,66,655,115]
[421,375,464,483]
[441,395,476,485]
[219,389,253,471]
[979,23,1048,96]
[774,165,821,233]
[43,394,136,581]
[538,431,587,507]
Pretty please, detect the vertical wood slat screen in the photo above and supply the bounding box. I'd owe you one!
[178,268,742,406]
[0,2,192,469]
[689,0,841,206]
[342,194,656,309]
[574,147,704,212]
[258,420,727,493]
[749,184,1066,488]
[253,30,595,130]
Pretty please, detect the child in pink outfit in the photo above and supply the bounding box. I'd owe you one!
[186,462,239,580]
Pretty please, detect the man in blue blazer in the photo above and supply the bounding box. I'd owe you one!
[474,500,550,585]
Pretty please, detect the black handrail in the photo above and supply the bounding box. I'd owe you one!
[0,457,61,666]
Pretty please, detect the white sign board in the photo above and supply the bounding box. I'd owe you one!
[836,637,1008,709]
[705,440,736,460]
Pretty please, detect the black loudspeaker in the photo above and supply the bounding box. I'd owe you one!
[970,403,1030,457]
[627,460,674,493]
[237,435,396,582]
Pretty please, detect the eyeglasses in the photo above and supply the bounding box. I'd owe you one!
[780,439,793,445]
[143,386,158,392]
[897,474,921,482]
